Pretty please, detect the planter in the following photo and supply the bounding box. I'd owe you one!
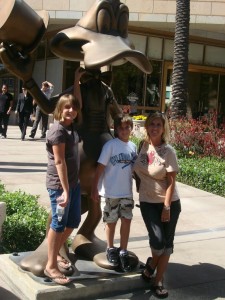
[132,119,145,127]
[132,119,145,138]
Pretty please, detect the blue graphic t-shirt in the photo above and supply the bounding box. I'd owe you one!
[97,138,137,198]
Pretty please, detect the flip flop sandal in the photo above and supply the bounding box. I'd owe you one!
[152,285,168,299]
[57,257,72,270]
[141,257,155,282]
[44,269,71,286]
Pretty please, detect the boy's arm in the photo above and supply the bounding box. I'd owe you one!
[91,163,105,202]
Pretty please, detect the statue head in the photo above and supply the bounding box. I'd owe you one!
[51,0,152,74]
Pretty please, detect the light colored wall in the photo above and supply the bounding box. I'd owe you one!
[24,0,225,19]
[23,0,225,39]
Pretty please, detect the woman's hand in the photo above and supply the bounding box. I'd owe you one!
[161,206,170,222]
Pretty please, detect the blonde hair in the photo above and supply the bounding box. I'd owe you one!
[144,112,170,143]
[53,94,81,123]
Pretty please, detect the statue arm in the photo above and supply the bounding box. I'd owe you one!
[23,79,57,114]
[107,87,123,120]
[0,43,57,114]
[73,67,86,109]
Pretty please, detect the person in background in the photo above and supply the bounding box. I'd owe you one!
[133,112,181,298]
[29,81,54,139]
[15,87,33,140]
[91,115,137,272]
[44,93,81,285]
[0,84,13,139]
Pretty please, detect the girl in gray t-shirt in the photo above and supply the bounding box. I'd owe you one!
[44,93,81,285]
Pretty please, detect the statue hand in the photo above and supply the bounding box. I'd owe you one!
[75,66,86,82]
[0,43,34,82]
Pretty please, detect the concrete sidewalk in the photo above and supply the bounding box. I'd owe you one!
[0,125,225,299]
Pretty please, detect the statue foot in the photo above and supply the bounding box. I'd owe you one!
[19,238,76,277]
[72,234,139,271]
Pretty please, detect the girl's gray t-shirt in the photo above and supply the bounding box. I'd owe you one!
[46,121,80,189]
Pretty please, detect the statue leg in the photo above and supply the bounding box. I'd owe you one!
[19,213,76,277]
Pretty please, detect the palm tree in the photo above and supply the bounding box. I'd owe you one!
[170,0,190,118]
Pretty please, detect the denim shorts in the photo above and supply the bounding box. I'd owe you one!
[140,200,181,256]
[48,183,81,232]
[103,197,134,223]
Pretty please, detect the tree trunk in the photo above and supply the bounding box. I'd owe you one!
[170,0,190,119]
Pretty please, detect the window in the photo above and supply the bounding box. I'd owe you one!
[112,62,144,107]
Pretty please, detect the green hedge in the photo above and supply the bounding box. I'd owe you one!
[0,182,48,253]
[177,156,225,197]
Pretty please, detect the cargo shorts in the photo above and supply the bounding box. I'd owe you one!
[103,197,134,223]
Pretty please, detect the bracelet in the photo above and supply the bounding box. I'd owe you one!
[163,205,170,211]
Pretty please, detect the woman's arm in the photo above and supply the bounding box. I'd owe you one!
[52,143,69,206]
[161,171,176,222]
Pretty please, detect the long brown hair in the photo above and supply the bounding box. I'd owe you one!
[53,94,81,123]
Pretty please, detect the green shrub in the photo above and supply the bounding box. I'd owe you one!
[0,185,48,253]
[177,156,225,197]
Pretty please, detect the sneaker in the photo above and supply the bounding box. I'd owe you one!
[40,134,46,138]
[106,247,119,266]
[119,251,132,272]
[29,134,34,138]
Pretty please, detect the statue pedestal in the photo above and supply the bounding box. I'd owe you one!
[0,252,148,300]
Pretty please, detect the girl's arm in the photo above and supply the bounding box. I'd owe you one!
[52,143,69,206]
[161,171,176,222]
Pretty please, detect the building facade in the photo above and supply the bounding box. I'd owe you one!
[1,0,225,120]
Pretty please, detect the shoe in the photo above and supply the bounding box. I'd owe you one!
[142,257,155,281]
[43,269,71,285]
[29,134,34,138]
[40,134,46,138]
[106,247,119,266]
[151,284,168,298]
[0,135,6,139]
[119,251,132,272]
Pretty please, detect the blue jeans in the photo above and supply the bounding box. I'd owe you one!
[48,183,81,232]
[140,200,181,256]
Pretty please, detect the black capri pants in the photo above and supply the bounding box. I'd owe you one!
[140,200,181,256]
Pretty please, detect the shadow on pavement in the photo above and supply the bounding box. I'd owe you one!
[94,262,225,300]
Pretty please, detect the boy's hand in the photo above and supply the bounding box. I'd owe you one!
[91,187,100,202]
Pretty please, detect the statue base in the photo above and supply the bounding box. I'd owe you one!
[0,252,148,300]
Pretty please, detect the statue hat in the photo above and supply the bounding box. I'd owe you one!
[0,0,49,53]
